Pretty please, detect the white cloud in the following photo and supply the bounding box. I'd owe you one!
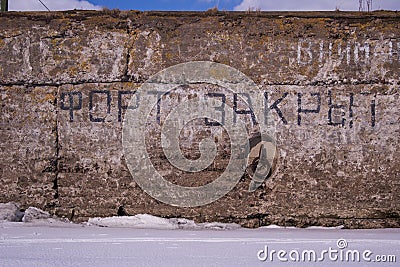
[9,0,103,11]
[234,0,400,11]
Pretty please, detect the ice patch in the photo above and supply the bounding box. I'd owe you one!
[306,225,345,230]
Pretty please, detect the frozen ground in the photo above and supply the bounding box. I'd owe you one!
[0,218,399,267]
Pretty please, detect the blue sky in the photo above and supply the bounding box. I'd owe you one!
[9,0,400,11]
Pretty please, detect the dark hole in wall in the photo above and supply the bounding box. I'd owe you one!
[117,206,129,216]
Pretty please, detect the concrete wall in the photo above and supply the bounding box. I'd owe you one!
[0,11,399,228]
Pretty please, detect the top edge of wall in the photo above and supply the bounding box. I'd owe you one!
[0,10,399,20]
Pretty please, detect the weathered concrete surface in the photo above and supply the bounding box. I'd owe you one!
[0,11,399,228]
[0,86,57,208]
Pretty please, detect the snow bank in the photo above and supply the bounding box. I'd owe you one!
[22,207,51,222]
[88,214,178,229]
[0,203,344,230]
[305,225,345,229]
[1,203,241,230]
[0,203,70,226]
[199,222,241,230]
[88,215,241,230]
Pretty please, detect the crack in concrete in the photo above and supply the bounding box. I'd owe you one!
[53,87,60,200]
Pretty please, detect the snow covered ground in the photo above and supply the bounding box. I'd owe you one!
[0,204,399,266]
[1,218,399,267]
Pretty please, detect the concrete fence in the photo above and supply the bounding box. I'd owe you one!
[0,11,399,228]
